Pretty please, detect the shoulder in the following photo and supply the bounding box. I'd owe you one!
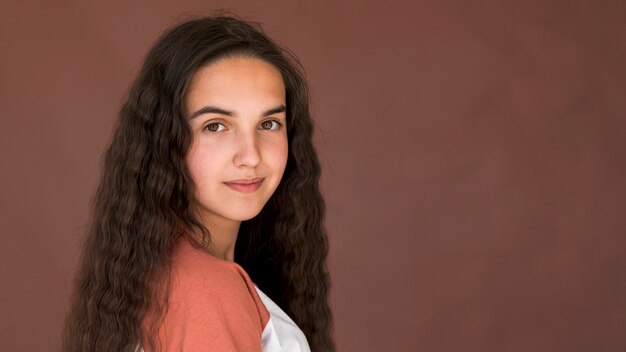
[169,235,268,319]
[170,236,248,297]
[145,235,270,351]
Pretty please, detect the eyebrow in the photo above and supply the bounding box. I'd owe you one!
[188,104,286,119]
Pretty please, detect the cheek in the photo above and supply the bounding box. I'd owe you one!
[279,143,289,169]
[186,146,220,189]
[185,154,202,189]
[265,138,289,170]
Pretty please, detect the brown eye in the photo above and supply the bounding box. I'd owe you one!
[204,122,226,132]
[260,120,281,131]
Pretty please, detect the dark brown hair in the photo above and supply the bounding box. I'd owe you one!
[62,14,334,352]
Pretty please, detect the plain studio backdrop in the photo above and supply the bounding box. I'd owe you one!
[1,1,625,351]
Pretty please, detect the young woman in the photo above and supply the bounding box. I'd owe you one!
[62,15,334,352]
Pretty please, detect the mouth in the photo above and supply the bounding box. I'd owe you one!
[223,177,265,193]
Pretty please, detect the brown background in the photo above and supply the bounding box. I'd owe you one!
[1,0,625,351]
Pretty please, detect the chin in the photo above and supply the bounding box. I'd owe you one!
[229,207,265,222]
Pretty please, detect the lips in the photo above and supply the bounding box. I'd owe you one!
[223,177,265,193]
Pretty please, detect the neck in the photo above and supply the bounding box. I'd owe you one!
[190,215,241,262]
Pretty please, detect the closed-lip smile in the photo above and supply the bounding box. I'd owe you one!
[223,177,265,193]
[224,177,265,185]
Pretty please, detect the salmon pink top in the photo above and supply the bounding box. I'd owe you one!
[139,234,310,352]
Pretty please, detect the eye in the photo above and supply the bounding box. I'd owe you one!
[203,122,227,133]
[259,120,282,131]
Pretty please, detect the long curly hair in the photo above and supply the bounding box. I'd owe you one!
[62,14,334,352]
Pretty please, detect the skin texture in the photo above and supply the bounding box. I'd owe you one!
[184,56,289,261]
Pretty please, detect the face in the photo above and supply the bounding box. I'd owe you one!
[185,56,288,228]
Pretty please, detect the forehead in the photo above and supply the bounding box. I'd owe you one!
[185,56,285,110]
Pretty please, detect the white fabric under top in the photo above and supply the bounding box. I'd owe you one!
[254,284,311,352]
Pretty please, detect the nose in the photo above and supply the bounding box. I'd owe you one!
[233,130,261,168]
